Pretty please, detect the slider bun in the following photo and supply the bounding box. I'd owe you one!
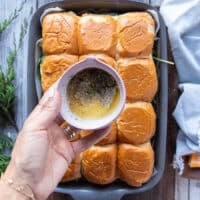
[40,54,78,91]
[117,12,155,57]
[80,122,117,145]
[78,14,117,57]
[118,143,154,187]
[117,102,156,145]
[42,12,78,55]
[79,54,116,69]
[82,144,117,184]
[118,57,158,102]
[79,130,92,138]
[60,121,68,128]
[98,122,117,145]
[61,155,81,182]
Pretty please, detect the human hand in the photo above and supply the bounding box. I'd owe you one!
[3,85,110,199]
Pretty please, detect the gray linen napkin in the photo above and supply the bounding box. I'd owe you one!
[160,0,200,174]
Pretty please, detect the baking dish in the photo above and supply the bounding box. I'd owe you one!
[27,1,168,199]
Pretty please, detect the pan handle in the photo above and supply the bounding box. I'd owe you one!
[69,190,125,200]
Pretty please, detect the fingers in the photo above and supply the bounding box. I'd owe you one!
[23,86,61,131]
[48,123,75,165]
[71,126,111,155]
[54,114,65,126]
[48,123,110,165]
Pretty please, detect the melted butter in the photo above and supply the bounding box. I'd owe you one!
[69,88,119,119]
[67,68,120,119]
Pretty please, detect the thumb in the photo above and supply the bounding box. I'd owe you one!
[24,86,61,131]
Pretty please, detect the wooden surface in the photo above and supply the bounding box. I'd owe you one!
[0,0,36,139]
[0,0,198,200]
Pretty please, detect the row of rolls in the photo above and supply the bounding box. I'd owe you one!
[40,11,157,187]
[61,113,155,187]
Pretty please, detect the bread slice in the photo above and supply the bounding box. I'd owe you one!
[117,102,156,145]
[118,142,154,187]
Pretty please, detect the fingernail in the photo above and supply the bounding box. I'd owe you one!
[47,86,56,98]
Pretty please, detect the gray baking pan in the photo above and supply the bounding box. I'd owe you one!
[27,1,168,200]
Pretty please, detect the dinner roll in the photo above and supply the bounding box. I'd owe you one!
[117,102,156,145]
[98,122,117,145]
[80,122,117,145]
[118,143,154,187]
[61,155,81,182]
[79,54,116,69]
[78,14,117,57]
[82,144,117,184]
[40,54,78,91]
[117,12,155,57]
[117,57,158,102]
[42,12,78,55]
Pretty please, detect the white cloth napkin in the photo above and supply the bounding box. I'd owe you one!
[160,0,200,174]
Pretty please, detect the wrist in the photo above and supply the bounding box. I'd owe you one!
[0,179,29,200]
[3,160,36,199]
[4,160,30,185]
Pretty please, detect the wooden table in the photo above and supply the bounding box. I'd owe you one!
[0,0,199,199]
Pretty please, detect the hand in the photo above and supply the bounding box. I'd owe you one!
[3,85,110,199]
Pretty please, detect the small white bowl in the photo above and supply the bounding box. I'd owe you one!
[57,56,126,131]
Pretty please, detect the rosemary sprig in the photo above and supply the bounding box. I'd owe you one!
[0,0,27,33]
[18,18,28,47]
[0,134,13,151]
[0,40,17,131]
[0,154,11,175]
[0,19,28,131]
[0,134,13,175]
[153,56,175,65]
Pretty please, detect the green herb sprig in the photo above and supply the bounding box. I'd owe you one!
[0,134,13,175]
[153,56,175,65]
[0,154,11,174]
[18,18,28,47]
[0,0,27,33]
[0,19,28,131]
[0,4,30,175]
[0,134,13,151]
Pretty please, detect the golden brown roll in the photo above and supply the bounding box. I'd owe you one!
[60,121,68,129]
[79,130,92,138]
[80,122,117,145]
[61,155,81,182]
[117,12,155,57]
[79,54,116,69]
[98,122,117,145]
[117,102,156,145]
[40,54,78,91]
[78,14,117,57]
[118,143,154,187]
[82,144,117,184]
[42,12,79,55]
[117,57,158,102]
